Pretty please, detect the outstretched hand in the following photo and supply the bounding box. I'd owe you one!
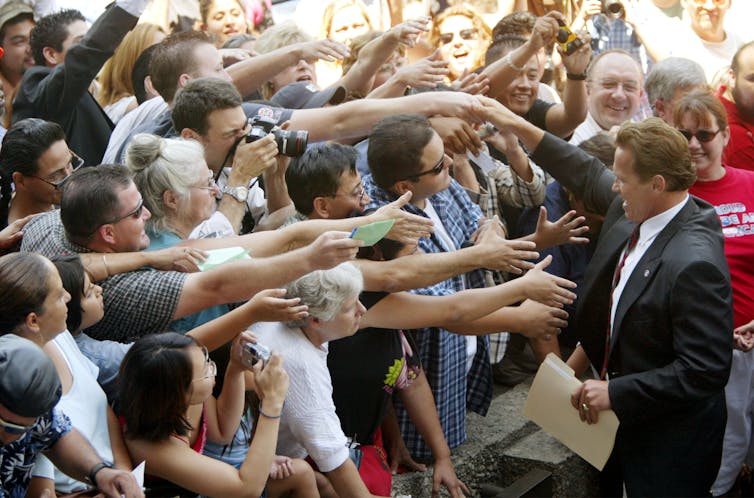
[375,191,435,245]
[521,255,577,306]
[532,206,589,250]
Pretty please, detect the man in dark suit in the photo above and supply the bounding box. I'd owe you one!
[477,96,733,497]
[12,1,149,165]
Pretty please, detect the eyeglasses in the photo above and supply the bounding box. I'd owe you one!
[30,152,84,190]
[0,413,37,435]
[103,198,144,226]
[406,154,446,181]
[439,28,478,45]
[677,128,721,143]
[194,348,217,381]
[332,183,366,203]
[191,176,219,192]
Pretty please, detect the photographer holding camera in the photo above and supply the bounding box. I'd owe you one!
[570,0,664,70]
[173,78,302,235]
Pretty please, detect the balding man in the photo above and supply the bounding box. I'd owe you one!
[570,50,644,145]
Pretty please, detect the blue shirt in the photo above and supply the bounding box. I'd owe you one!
[0,410,71,498]
[363,175,493,458]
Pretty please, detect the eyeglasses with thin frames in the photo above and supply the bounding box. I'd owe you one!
[191,176,219,192]
[0,413,37,435]
[193,347,217,381]
[332,183,366,203]
[677,128,721,143]
[30,152,84,190]
[405,154,446,182]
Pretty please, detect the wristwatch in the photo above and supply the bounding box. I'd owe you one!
[86,461,113,487]
[222,185,249,203]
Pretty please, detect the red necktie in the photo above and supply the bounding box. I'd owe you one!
[600,223,642,380]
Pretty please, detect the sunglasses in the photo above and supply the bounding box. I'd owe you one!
[406,155,446,181]
[439,28,478,45]
[677,128,721,143]
[0,413,36,435]
[30,152,85,190]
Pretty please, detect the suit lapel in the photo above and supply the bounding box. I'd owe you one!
[610,198,696,349]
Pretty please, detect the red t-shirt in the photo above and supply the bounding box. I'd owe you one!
[721,95,754,172]
[690,166,754,328]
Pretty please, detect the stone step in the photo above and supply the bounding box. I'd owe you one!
[392,380,599,497]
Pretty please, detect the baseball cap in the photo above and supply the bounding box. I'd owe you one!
[270,82,346,110]
[0,334,61,417]
[0,1,33,32]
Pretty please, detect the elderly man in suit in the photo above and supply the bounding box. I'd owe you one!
[476,95,733,497]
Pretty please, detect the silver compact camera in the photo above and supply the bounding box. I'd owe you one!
[241,342,271,368]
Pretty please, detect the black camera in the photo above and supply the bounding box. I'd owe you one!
[241,341,271,369]
[245,116,308,157]
[603,0,625,19]
[554,20,584,56]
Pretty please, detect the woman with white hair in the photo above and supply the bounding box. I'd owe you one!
[252,262,374,497]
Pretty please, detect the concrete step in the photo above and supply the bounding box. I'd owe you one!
[392,380,599,497]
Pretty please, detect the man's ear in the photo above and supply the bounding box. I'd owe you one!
[41,46,62,67]
[392,180,413,197]
[177,73,192,90]
[653,99,666,119]
[98,224,117,246]
[180,127,201,141]
[312,196,331,219]
[651,174,667,192]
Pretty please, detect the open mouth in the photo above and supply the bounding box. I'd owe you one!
[452,48,469,60]
[296,74,313,83]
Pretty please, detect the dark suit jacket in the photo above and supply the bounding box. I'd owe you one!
[12,5,137,165]
[532,133,733,497]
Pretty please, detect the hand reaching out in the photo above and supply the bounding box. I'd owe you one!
[247,288,309,322]
[532,206,589,250]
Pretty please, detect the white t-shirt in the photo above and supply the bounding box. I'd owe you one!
[251,321,349,473]
[32,331,114,493]
[667,27,743,83]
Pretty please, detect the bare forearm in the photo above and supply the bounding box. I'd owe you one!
[398,371,451,460]
[240,415,281,496]
[262,169,293,214]
[46,430,104,484]
[339,34,399,94]
[107,407,132,471]
[82,252,155,282]
[228,46,306,97]
[483,42,538,99]
[213,366,246,444]
[547,82,588,138]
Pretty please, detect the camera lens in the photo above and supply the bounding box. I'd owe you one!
[604,0,624,18]
[274,129,309,157]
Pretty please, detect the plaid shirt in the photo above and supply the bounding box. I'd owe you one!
[465,153,547,363]
[364,176,493,458]
[19,211,187,343]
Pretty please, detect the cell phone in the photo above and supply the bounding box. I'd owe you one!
[478,122,498,139]
[241,342,271,368]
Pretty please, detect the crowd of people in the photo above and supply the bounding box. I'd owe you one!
[0,0,751,497]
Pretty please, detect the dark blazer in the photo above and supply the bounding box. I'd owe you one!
[532,133,733,497]
[12,5,138,165]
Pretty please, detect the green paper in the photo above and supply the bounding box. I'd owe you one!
[198,247,252,272]
[350,219,395,246]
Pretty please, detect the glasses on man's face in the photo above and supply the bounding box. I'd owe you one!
[406,154,446,182]
[594,78,640,95]
[103,198,144,226]
[439,28,478,45]
[332,183,366,203]
[677,128,721,143]
[31,152,84,190]
[0,413,36,436]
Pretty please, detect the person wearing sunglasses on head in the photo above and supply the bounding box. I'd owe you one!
[0,333,143,498]
[0,118,84,230]
[431,5,491,83]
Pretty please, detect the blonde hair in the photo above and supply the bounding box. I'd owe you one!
[96,23,165,109]
[431,5,491,76]
[320,0,373,42]
[254,21,313,99]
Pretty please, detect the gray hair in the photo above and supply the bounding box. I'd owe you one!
[285,262,363,327]
[645,57,706,106]
[125,133,206,232]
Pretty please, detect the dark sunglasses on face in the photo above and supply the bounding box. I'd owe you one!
[407,155,446,181]
[440,28,478,45]
[677,128,721,143]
